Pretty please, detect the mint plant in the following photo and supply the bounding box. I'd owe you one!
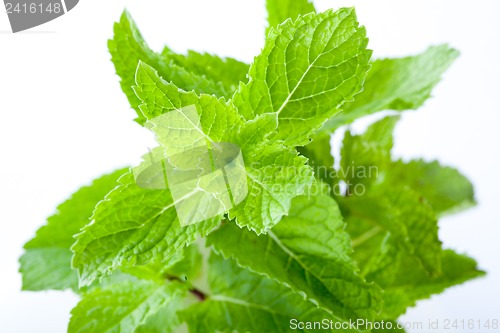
[20,0,484,332]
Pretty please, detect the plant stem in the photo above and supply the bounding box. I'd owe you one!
[351,226,383,248]
[166,274,208,301]
[189,288,207,301]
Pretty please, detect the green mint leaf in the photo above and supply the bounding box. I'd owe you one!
[228,142,314,233]
[181,254,359,333]
[69,280,187,333]
[133,61,244,140]
[297,133,337,186]
[208,191,382,321]
[118,243,201,285]
[134,299,184,333]
[351,234,483,318]
[338,116,450,276]
[234,8,371,146]
[71,172,219,286]
[266,0,316,29]
[340,116,399,191]
[108,10,163,125]
[19,248,75,291]
[343,186,442,275]
[163,243,203,282]
[325,45,459,130]
[134,62,314,233]
[20,1,484,331]
[338,116,475,215]
[299,133,334,170]
[164,48,249,92]
[109,11,243,125]
[379,249,484,319]
[359,235,402,288]
[19,169,126,291]
[385,159,476,215]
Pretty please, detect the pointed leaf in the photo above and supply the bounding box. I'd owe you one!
[69,280,187,333]
[165,48,249,92]
[181,254,359,333]
[342,187,442,275]
[386,159,476,215]
[109,11,242,124]
[380,249,484,318]
[266,0,316,29]
[134,62,314,234]
[209,192,382,321]
[19,169,126,291]
[71,172,219,286]
[234,8,371,146]
[325,45,459,130]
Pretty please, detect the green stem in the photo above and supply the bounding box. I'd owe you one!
[351,226,382,248]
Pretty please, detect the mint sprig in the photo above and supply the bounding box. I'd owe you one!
[20,1,483,332]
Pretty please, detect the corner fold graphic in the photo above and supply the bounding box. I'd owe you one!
[64,0,78,11]
[5,0,80,33]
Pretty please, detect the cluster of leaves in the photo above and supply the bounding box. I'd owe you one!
[20,0,484,332]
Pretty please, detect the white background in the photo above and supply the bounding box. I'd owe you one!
[0,1,499,332]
